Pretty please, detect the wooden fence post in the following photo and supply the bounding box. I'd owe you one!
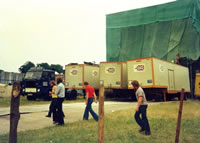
[98,83,104,143]
[175,88,184,143]
[9,82,21,143]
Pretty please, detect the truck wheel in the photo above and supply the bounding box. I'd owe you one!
[154,93,163,102]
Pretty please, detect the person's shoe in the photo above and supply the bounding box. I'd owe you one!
[139,129,145,133]
[45,115,51,118]
[57,123,64,126]
[145,131,151,136]
[53,121,58,124]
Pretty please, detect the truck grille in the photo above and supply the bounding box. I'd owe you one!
[26,81,36,88]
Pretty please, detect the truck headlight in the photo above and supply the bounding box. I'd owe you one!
[37,89,40,92]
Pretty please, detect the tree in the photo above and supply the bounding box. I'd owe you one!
[19,61,35,73]
[50,64,64,73]
[37,63,50,70]
[36,63,64,73]
[19,62,64,74]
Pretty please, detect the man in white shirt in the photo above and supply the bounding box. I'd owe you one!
[55,77,65,125]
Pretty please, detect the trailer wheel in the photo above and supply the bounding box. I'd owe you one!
[95,90,99,97]
[154,93,163,102]
[130,94,136,101]
[166,94,172,101]
[184,94,188,100]
[70,89,77,100]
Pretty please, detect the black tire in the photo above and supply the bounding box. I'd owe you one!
[130,94,136,101]
[95,90,99,97]
[177,93,181,100]
[65,92,70,100]
[70,89,77,100]
[166,94,172,101]
[154,93,163,102]
[184,94,188,100]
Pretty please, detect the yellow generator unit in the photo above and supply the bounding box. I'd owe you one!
[194,73,200,97]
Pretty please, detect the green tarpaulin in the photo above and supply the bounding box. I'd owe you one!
[106,0,200,62]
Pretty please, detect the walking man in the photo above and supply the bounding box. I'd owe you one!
[83,82,98,121]
[131,80,151,135]
[55,77,65,126]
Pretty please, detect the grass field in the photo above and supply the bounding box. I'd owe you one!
[0,100,200,143]
[0,96,85,107]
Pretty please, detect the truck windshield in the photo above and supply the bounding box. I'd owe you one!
[25,72,42,79]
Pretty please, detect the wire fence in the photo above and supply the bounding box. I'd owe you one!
[0,71,24,85]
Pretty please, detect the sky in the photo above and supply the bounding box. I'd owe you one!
[0,0,175,73]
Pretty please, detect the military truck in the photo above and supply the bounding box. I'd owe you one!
[21,67,55,100]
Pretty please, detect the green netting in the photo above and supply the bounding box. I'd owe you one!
[106,0,200,62]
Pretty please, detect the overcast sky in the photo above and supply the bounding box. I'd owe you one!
[0,0,175,73]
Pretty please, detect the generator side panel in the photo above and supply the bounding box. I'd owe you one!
[127,58,153,89]
[84,65,100,89]
[65,65,84,89]
[100,62,122,88]
[153,58,172,88]
[153,58,190,92]
[122,62,128,89]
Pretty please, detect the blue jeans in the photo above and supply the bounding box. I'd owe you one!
[56,98,64,125]
[135,105,151,133]
[83,98,98,121]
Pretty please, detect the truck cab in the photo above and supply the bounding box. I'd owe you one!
[21,67,55,100]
